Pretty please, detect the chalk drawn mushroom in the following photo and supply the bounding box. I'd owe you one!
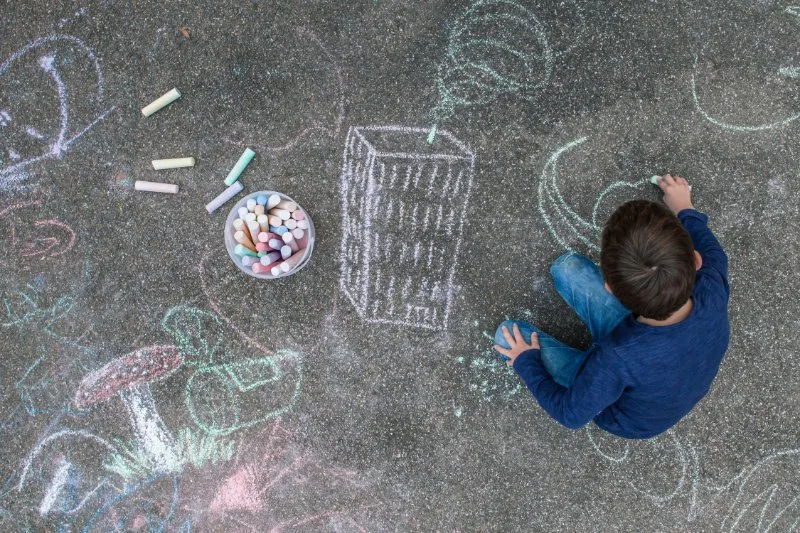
[73,345,185,474]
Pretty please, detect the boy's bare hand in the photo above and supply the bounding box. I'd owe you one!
[655,174,694,214]
[494,324,540,366]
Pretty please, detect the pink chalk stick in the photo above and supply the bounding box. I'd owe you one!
[282,232,299,252]
[256,242,270,252]
[252,262,273,274]
[292,210,305,221]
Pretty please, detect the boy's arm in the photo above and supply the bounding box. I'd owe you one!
[677,209,729,284]
[512,346,626,430]
[655,174,729,286]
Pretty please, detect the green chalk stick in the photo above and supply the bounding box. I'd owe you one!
[224,148,256,186]
[427,124,438,145]
[234,244,259,257]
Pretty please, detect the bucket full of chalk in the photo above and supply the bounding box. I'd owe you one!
[224,191,315,279]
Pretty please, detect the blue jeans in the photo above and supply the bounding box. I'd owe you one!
[494,253,630,387]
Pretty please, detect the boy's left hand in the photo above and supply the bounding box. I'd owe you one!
[494,324,540,366]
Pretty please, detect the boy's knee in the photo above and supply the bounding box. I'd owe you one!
[494,320,517,343]
[551,252,580,281]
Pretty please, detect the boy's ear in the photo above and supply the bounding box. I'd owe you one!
[604,281,613,294]
[694,250,703,271]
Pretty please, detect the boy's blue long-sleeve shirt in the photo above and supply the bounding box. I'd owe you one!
[513,209,730,439]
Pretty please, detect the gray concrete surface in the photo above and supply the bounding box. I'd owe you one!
[1,0,799,530]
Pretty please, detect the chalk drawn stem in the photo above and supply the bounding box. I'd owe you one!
[74,345,184,473]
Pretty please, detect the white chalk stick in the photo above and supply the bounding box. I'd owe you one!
[296,219,309,230]
[650,175,692,191]
[270,208,291,221]
[238,207,249,220]
[276,200,297,211]
[267,194,281,210]
[152,157,195,170]
[281,245,292,260]
[246,198,257,212]
[141,88,181,117]
[134,180,178,194]
[205,181,244,214]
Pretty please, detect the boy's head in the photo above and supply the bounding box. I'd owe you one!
[601,200,697,320]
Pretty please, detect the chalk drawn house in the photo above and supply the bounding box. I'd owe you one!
[339,125,475,330]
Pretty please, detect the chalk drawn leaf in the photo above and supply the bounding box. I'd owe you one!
[162,305,227,365]
[186,349,302,437]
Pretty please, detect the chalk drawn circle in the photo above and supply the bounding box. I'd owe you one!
[224,191,315,280]
[435,0,554,119]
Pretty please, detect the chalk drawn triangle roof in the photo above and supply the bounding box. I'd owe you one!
[350,125,474,161]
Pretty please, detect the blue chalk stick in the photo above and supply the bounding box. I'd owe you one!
[270,225,289,235]
[256,194,268,206]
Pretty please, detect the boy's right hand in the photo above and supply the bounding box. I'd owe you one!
[656,174,694,215]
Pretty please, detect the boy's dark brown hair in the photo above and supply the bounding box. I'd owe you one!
[601,200,696,320]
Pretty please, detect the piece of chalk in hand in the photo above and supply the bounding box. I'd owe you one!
[134,180,179,194]
[141,88,181,117]
[650,175,692,191]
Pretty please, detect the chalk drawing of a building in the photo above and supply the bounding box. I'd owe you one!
[339,125,475,330]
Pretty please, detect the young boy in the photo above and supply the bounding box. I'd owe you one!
[494,175,729,439]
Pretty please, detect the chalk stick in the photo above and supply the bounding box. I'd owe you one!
[234,244,259,257]
[246,221,261,243]
[152,157,195,170]
[267,194,281,209]
[268,238,285,251]
[253,262,277,275]
[280,251,305,273]
[256,194,268,206]
[267,215,283,227]
[254,204,265,216]
[241,255,260,267]
[296,219,309,230]
[650,175,692,191]
[134,180,179,194]
[291,228,304,241]
[270,208,291,221]
[246,198,257,212]
[238,207,249,220]
[260,251,281,266]
[233,219,247,233]
[280,245,292,260]
[234,231,256,250]
[270,225,289,235]
[255,242,269,252]
[259,232,279,243]
[276,200,297,212]
[141,88,181,117]
[285,218,297,230]
[224,148,256,186]
[292,210,305,221]
[282,232,299,252]
[257,214,269,232]
[205,181,244,214]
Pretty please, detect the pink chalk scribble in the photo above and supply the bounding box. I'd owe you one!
[200,420,379,531]
[0,200,77,264]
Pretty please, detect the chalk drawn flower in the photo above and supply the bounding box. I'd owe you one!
[162,305,304,437]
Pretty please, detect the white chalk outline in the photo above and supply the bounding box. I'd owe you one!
[0,34,116,188]
[339,125,475,330]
